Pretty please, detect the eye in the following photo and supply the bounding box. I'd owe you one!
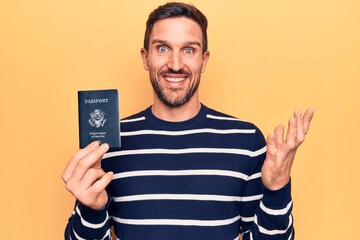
[183,48,195,54]
[157,45,169,53]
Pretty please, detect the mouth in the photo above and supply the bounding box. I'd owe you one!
[164,76,186,83]
[161,70,190,84]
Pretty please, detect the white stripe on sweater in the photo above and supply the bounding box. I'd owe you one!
[206,114,243,121]
[104,146,266,159]
[288,230,294,240]
[121,116,146,123]
[73,229,86,240]
[112,194,263,203]
[260,200,293,215]
[113,170,261,181]
[73,228,111,240]
[121,128,255,136]
[241,216,255,222]
[112,215,241,227]
[254,214,293,235]
[76,205,109,229]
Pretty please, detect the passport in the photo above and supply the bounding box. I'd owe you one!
[78,89,120,149]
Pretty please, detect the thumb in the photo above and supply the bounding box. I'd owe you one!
[93,143,110,168]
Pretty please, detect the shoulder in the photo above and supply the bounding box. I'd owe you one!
[204,105,259,130]
[120,108,148,122]
[119,107,150,132]
[203,105,266,152]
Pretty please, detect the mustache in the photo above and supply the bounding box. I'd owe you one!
[160,69,191,76]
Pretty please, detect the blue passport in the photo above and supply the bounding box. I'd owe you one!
[78,89,120,149]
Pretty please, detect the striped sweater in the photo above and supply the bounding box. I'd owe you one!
[65,104,294,240]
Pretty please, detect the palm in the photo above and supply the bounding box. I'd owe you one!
[261,108,314,190]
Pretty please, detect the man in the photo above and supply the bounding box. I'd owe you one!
[62,2,314,240]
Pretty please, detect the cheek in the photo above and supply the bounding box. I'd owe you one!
[188,63,203,76]
[149,54,169,67]
[186,56,204,70]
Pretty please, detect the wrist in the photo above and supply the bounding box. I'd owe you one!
[262,179,292,209]
[262,175,290,191]
[80,191,111,211]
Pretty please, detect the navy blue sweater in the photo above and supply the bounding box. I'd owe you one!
[65,105,294,240]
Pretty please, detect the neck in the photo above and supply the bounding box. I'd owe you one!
[152,96,201,122]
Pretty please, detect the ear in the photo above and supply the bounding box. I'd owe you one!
[140,48,149,71]
[201,51,210,73]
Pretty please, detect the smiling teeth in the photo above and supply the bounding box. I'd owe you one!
[165,77,185,82]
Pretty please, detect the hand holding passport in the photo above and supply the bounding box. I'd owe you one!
[78,89,120,149]
[61,89,119,211]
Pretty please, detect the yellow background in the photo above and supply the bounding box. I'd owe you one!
[1,0,359,239]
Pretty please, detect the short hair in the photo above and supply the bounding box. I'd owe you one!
[144,2,208,53]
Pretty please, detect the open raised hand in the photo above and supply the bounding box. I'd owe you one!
[261,108,314,190]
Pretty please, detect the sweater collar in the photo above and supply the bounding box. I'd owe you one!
[144,103,208,131]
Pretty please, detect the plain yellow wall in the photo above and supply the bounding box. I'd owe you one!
[1,0,359,239]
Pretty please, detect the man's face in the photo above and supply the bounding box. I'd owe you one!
[141,17,210,108]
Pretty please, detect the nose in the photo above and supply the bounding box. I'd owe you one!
[167,52,184,71]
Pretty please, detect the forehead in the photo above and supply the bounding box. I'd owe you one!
[150,17,203,47]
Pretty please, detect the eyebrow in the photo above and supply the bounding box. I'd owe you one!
[151,39,202,48]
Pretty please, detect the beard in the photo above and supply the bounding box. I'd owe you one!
[150,70,200,108]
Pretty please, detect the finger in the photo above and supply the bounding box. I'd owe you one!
[70,143,109,182]
[79,168,106,192]
[285,117,297,148]
[66,168,105,197]
[266,132,277,160]
[90,171,114,194]
[295,110,305,143]
[274,125,285,147]
[303,108,315,134]
[62,141,100,182]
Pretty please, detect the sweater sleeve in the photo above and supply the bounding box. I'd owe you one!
[240,126,294,240]
[64,198,112,240]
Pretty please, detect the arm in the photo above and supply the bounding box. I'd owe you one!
[62,141,114,239]
[241,108,314,240]
[64,200,112,240]
[241,181,294,240]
